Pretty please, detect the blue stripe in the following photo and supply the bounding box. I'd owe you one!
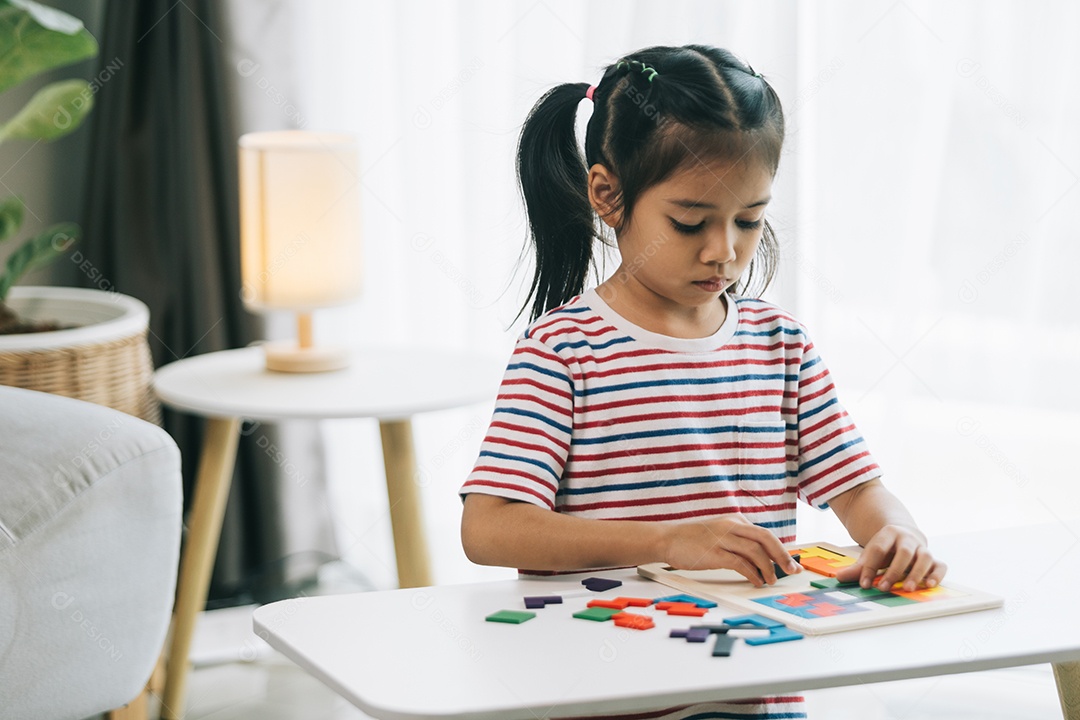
[493,407,572,435]
[478,450,558,481]
[552,335,634,353]
[798,436,866,473]
[506,361,572,389]
[574,423,785,446]
[799,355,821,373]
[798,396,837,423]
[557,472,794,496]
[575,372,794,397]
[553,305,591,314]
[734,326,805,338]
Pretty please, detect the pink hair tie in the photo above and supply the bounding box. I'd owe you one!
[586,85,596,101]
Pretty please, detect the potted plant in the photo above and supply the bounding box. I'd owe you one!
[0,0,159,423]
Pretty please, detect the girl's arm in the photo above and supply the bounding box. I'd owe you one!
[461,493,801,587]
[828,478,948,592]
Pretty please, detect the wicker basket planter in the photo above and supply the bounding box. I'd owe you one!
[0,287,160,423]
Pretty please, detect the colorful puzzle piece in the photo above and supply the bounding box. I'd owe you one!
[658,602,708,617]
[486,610,535,624]
[573,607,622,622]
[744,626,804,645]
[792,545,857,578]
[612,612,654,630]
[723,614,784,629]
[654,593,718,608]
[523,595,563,609]
[712,633,737,656]
[582,577,622,592]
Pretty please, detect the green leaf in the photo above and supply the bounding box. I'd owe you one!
[0,78,92,142]
[0,1,98,94]
[0,221,77,301]
[0,195,22,241]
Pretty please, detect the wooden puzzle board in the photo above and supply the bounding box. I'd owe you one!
[638,542,1003,635]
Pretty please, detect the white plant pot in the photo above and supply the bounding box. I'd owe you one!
[0,286,150,350]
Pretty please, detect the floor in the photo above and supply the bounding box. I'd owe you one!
[156,561,1064,720]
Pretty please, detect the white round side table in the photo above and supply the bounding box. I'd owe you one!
[153,345,501,720]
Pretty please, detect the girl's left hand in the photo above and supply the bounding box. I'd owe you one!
[833,524,948,592]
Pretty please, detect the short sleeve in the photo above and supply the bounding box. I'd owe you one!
[459,336,574,510]
[794,332,881,509]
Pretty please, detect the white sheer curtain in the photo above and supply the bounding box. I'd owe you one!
[227,0,1078,587]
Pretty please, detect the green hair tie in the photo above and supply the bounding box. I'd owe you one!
[616,59,658,82]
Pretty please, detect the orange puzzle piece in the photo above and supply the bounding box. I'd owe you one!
[612,612,655,630]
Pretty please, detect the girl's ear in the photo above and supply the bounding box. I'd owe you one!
[587,164,623,230]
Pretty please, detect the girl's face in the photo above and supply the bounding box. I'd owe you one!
[591,156,774,327]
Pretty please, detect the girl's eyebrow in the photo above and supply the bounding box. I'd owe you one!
[667,196,772,209]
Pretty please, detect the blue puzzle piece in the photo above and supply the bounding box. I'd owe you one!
[744,626,804,646]
[653,593,718,608]
[721,613,784,629]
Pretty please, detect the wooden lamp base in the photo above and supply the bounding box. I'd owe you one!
[262,311,349,373]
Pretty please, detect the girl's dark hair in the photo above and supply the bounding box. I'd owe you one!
[515,44,786,322]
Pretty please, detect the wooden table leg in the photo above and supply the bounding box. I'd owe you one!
[1055,661,1080,719]
[379,418,432,588]
[160,417,241,720]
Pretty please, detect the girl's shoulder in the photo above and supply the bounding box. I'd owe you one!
[520,291,600,344]
[730,294,806,330]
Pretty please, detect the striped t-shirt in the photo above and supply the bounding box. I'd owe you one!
[460,288,879,720]
[461,288,880,537]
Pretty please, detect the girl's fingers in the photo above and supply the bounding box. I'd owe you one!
[925,560,948,588]
[876,541,917,591]
[903,549,936,591]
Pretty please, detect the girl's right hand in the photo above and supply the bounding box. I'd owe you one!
[662,515,801,587]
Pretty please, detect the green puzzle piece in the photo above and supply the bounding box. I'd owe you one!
[838,585,891,599]
[486,610,536,624]
[573,607,622,622]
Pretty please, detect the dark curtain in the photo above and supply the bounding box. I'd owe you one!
[78,0,337,605]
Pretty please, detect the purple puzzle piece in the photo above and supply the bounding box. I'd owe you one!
[686,627,711,643]
[524,597,547,609]
[669,629,689,638]
[582,577,623,592]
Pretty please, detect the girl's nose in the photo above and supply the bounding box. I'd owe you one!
[701,228,737,265]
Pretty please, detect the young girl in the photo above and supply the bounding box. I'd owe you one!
[460,44,946,719]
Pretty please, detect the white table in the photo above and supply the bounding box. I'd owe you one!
[153,346,501,720]
[254,520,1080,719]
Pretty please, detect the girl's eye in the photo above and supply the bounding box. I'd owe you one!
[670,219,705,234]
[669,218,764,234]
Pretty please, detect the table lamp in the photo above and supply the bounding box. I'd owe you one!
[239,131,362,372]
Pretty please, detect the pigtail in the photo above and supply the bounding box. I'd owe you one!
[516,82,597,322]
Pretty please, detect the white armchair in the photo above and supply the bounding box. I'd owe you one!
[0,385,182,720]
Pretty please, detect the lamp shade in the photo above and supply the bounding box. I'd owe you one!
[239,131,362,311]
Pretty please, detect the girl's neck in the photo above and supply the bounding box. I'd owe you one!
[596,274,728,340]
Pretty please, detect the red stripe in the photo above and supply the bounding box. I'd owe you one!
[568,356,799,381]
[591,503,796,522]
[529,312,602,337]
[472,465,558,493]
[575,405,787,429]
[570,440,789,462]
[563,454,790,480]
[806,465,881,505]
[487,421,571,453]
[501,377,572,402]
[497,392,572,418]
[800,422,856,456]
[801,451,872,487]
[485,435,566,465]
[537,322,618,344]
[560,487,795,513]
[581,388,790,414]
